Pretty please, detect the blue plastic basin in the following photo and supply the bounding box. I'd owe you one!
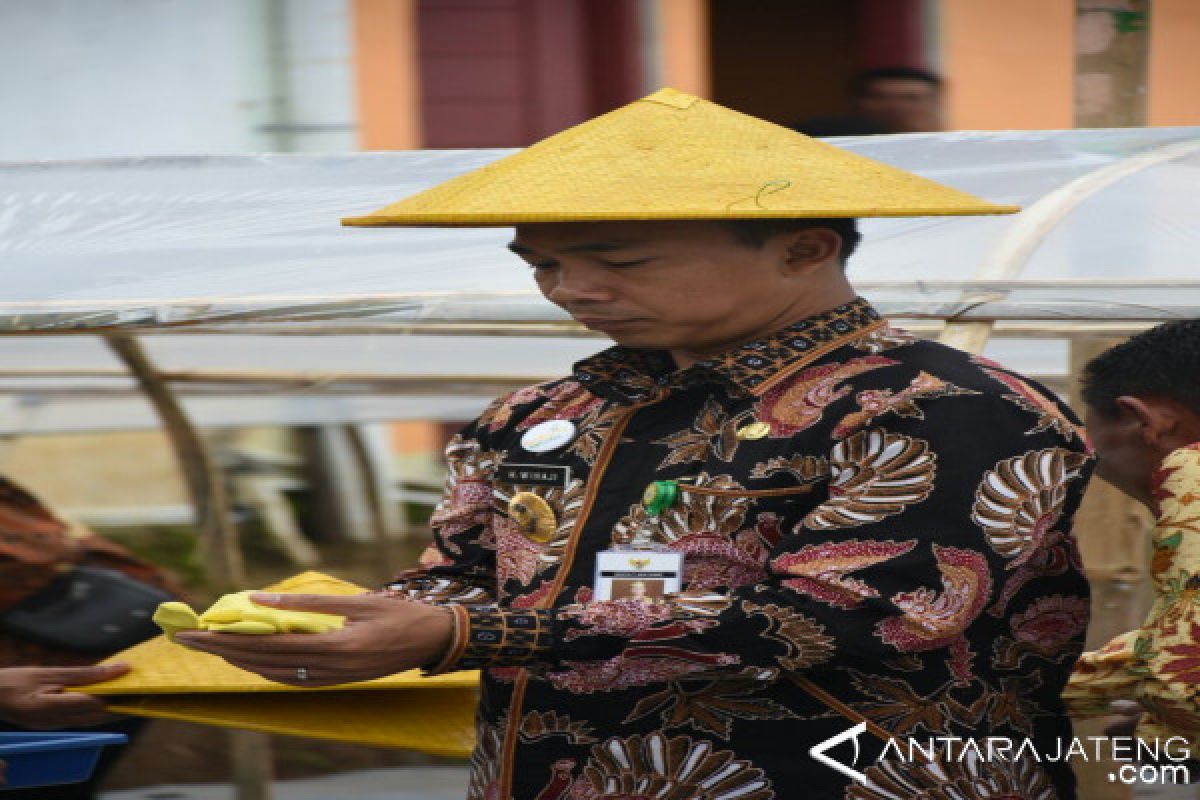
[0,732,127,790]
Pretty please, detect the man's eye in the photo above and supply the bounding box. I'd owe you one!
[601,258,652,268]
[529,261,558,270]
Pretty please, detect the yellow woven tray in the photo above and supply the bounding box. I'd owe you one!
[74,572,478,757]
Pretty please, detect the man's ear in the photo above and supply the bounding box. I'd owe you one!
[1114,395,1179,449]
[781,228,842,271]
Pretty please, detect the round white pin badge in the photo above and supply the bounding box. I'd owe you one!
[520,419,576,452]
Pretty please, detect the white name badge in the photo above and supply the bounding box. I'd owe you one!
[593,550,684,603]
[520,419,576,453]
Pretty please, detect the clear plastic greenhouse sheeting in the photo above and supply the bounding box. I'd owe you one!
[0,335,596,431]
[0,393,495,435]
[0,335,1068,432]
[2,127,1200,334]
[0,334,605,381]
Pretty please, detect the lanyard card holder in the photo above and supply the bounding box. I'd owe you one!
[593,547,683,603]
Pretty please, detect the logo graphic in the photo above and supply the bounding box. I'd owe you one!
[810,721,868,783]
[628,557,650,569]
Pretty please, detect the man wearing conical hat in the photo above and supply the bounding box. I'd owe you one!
[184,91,1094,798]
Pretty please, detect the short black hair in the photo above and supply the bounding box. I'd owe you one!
[724,218,862,265]
[1081,320,1200,416]
[850,66,943,98]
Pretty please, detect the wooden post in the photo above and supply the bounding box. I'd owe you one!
[105,334,273,800]
[1075,0,1149,129]
[347,424,399,585]
[229,730,275,800]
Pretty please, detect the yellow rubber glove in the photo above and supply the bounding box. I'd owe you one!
[153,591,345,641]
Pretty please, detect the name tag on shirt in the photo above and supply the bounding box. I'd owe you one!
[593,550,684,603]
[497,463,571,488]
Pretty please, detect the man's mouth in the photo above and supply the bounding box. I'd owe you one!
[574,315,642,328]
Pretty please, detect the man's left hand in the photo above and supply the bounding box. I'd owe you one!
[175,593,455,687]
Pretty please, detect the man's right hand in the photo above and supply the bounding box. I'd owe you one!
[0,663,128,730]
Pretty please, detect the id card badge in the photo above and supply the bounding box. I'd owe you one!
[593,549,684,603]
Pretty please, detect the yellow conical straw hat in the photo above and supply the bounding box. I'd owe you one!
[342,88,1018,227]
[74,572,478,757]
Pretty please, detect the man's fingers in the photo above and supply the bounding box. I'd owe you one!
[13,709,118,731]
[225,662,373,688]
[22,690,111,721]
[211,651,342,672]
[32,662,131,687]
[248,592,378,616]
[176,630,348,658]
[222,661,322,686]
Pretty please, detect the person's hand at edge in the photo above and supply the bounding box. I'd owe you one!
[0,663,129,730]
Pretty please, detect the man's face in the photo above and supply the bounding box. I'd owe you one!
[1085,404,1160,505]
[855,78,941,133]
[510,221,828,354]
[1086,398,1200,506]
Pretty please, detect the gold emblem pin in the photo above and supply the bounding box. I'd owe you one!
[508,492,557,542]
[737,421,771,440]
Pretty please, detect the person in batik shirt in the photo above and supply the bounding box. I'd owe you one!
[178,92,1095,799]
[183,218,1094,799]
[1065,321,1200,756]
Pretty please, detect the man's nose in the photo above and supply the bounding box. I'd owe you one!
[544,264,614,305]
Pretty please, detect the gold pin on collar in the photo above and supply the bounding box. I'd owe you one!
[737,421,771,440]
[508,492,557,542]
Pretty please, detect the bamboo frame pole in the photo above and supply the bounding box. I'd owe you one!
[937,134,1200,353]
[103,342,273,798]
[105,334,245,587]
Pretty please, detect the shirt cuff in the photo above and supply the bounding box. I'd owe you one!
[423,604,471,675]
[422,605,556,674]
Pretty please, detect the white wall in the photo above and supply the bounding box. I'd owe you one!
[0,0,357,160]
[275,0,359,152]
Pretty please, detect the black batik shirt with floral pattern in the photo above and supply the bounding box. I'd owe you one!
[386,298,1094,800]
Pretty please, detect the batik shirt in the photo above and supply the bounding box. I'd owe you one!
[1065,443,1200,751]
[386,298,1094,800]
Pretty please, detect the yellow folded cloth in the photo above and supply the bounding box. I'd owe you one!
[76,572,479,758]
[153,591,344,640]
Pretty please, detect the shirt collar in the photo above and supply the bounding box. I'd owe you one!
[572,297,885,404]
